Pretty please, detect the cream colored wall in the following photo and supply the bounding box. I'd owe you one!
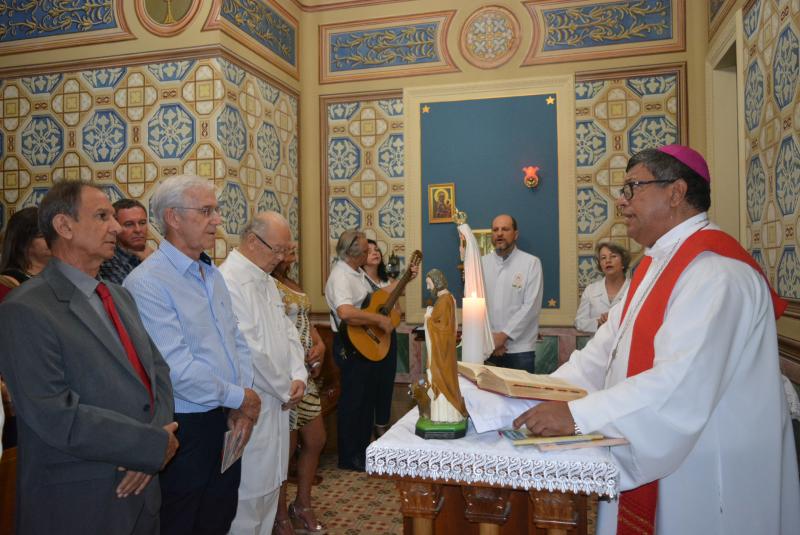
[298,0,710,313]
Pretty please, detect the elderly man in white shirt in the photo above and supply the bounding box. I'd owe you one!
[514,145,799,535]
[481,214,543,373]
[220,211,307,535]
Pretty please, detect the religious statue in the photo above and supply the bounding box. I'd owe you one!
[415,269,468,439]
[455,212,494,363]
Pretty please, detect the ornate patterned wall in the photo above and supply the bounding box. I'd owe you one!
[319,12,458,83]
[0,0,133,55]
[0,56,300,266]
[522,0,685,65]
[205,0,299,79]
[321,92,405,278]
[743,0,800,302]
[574,64,686,294]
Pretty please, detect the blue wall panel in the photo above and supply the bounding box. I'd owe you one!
[420,95,561,306]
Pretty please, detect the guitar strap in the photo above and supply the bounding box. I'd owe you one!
[365,276,381,292]
[331,310,354,361]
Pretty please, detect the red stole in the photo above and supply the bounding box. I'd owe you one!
[616,229,786,535]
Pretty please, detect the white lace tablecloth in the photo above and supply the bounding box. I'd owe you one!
[367,408,620,498]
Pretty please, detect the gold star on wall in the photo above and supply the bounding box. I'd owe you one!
[422,104,430,113]
[547,298,558,307]
[546,96,555,105]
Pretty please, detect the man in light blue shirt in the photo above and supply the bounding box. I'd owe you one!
[125,175,260,535]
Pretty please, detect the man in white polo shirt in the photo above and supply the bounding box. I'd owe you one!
[481,214,543,373]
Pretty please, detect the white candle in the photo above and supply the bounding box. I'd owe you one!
[461,294,486,363]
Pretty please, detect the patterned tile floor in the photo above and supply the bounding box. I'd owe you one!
[285,453,597,535]
[284,453,403,534]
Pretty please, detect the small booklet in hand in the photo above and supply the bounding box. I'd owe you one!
[221,429,245,473]
[457,362,587,401]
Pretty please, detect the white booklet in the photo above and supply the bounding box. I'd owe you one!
[220,429,245,473]
[458,376,540,433]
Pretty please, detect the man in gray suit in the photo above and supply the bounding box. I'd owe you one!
[0,182,179,534]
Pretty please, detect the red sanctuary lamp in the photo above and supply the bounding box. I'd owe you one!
[523,165,540,188]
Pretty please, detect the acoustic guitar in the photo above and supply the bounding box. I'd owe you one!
[341,250,422,362]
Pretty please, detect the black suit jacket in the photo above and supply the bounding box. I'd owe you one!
[0,261,174,534]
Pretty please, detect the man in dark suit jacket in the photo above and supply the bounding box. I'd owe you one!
[0,182,179,534]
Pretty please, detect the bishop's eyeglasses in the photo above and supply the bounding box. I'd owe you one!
[617,179,677,200]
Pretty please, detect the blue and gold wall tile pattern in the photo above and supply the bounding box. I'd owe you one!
[322,94,405,279]
[743,0,800,301]
[574,65,685,294]
[0,57,299,267]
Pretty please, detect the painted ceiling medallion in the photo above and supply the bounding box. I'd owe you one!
[460,5,521,69]
[136,0,201,37]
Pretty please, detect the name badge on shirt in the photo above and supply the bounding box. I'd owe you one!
[512,272,524,289]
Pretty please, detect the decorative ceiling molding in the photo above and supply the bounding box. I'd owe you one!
[204,0,299,80]
[0,0,134,57]
[521,0,686,67]
[319,11,459,84]
[0,43,298,99]
[459,5,521,69]
[287,0,413,12]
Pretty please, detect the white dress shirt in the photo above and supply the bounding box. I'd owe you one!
[481,247,543,353]
[219,249,307,501]
[574,277,630,333]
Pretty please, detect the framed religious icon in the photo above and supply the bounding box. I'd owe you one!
[428,183,456,223]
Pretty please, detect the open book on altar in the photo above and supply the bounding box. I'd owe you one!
[457,362,587,402]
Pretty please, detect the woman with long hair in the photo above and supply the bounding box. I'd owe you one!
[0,206,51,292]
[361,239,398,438]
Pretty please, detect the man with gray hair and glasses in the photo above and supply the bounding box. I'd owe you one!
[219,211,307,534]
[125,175,260,535]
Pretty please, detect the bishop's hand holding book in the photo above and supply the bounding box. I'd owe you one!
[456,362,587,433]
[457,363,627,449]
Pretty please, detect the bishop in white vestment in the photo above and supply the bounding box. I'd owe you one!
[515,146,799,535]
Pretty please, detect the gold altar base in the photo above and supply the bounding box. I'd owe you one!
[390,477,594,535]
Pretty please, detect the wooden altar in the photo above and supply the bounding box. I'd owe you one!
[367,410,617,535]
[388,477,591,535]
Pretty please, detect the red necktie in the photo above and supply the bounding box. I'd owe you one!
[95,282,153,406]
